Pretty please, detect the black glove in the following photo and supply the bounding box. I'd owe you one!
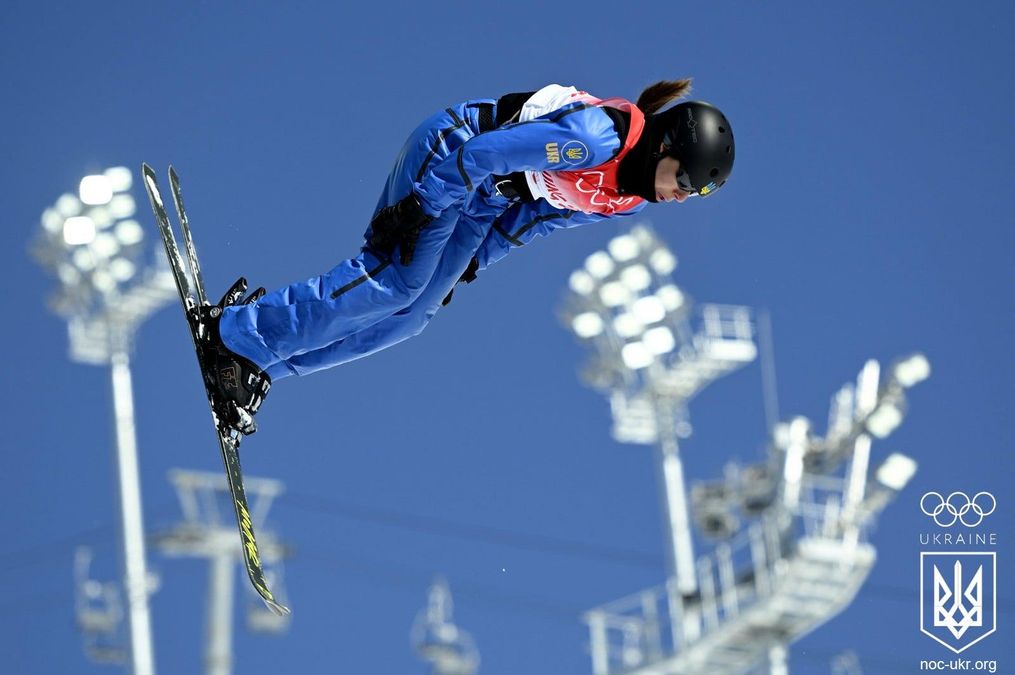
[367,194,432,265]
[441,257,481,307]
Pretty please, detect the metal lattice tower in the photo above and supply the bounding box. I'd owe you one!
[155,470,290,675]
[582,357,928,674]
[562,225,928,674]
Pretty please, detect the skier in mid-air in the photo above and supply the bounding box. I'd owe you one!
[197,78,736,430]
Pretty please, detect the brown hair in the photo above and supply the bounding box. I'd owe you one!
[635,78,693,114]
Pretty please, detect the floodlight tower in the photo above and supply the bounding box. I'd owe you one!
[580,351,929,674]
[561,226,929,674]
[31,167,178,675]
[155,469,289,675]
[412,578,480,675]
[560,224,757,598]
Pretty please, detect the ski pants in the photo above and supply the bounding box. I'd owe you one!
[219,101,509,380]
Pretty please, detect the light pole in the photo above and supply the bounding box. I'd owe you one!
[31,167,177,675]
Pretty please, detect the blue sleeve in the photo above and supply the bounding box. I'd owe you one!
[473,200,647,271]
[413,103,621,217]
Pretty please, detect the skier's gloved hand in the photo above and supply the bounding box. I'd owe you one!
[441,258,481,307]
[367,194,433,265]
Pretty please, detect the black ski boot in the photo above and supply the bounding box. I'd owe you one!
[197,277,271,435]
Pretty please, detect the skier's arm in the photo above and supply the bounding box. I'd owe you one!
[472,200,647,271]
[412,103,621,217]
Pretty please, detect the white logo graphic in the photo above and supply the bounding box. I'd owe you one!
[921,552,996,653]
[934,560,981,639]
[573,171,638,211]
[920,491,995,527]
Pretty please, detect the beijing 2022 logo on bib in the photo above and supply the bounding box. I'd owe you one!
[920,552,996,653]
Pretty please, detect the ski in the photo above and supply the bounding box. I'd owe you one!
[167,166,209,307]
[142,163,290,616]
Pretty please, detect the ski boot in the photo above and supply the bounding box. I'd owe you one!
[197,277,271,435]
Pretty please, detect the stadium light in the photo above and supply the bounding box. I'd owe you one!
[80,174,114,205]
[865,397,906,438]
[64,216,98,245]
[863,352,931,439]
[31,166,178,675]
[875,452,918,491]
[561,224,756,599]
[892,353,931,388]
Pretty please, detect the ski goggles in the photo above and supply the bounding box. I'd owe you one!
[675,167,699,198]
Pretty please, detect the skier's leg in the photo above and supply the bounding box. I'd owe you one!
[218,105,480,372]
[264,207,497,377]
[218,209,459,370]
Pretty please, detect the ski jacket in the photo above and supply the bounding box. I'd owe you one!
[411,84,647,273]
[519,88,645,216]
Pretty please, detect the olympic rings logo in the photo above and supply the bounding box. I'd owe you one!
[920,491,996,527]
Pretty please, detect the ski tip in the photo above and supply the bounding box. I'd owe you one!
[265,598,292,616]
[142,162,156,178]
[141,165,165,209]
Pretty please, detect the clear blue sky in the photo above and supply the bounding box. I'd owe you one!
[1,1,1012,673]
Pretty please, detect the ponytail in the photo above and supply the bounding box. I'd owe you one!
[635,78,693,114]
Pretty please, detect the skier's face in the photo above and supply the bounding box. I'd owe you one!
[654,146,695,203]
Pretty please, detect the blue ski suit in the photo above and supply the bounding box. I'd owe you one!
[219,89,646,380]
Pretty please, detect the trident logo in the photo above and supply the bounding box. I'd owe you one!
[934,560,982,638]
[921,552,996,653]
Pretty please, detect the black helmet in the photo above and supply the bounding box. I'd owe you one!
[657,101,735,197]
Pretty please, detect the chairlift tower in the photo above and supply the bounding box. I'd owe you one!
[154,469,290,675]
[32,167,178,675]
[562,226,929,674]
